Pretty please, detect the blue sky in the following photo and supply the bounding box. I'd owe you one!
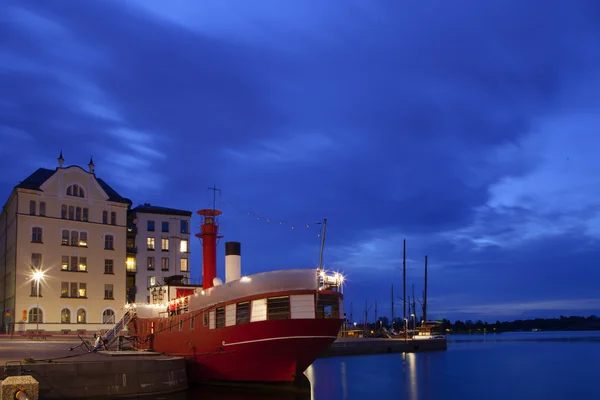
[1,0,600,322]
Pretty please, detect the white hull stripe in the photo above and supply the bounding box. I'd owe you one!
[222,335,338,347]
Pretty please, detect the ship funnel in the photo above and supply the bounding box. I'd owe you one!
[225,241,241,282]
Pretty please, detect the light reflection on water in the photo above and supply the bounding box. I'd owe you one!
[160,331,600,400]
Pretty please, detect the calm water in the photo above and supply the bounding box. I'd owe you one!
[157,331,600,400]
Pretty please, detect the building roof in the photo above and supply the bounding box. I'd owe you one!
[130,204,192,217]
[15,167,131,204]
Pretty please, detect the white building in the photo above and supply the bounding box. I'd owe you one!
[0,153,130,334]
[126,204,192,304]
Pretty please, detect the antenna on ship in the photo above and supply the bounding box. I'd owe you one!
[423,255,428,323]
[317,218,327,271]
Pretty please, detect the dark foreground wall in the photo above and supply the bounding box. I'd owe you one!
[321,338,447,357]
[16,357,187,399]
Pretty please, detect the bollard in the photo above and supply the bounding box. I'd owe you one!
[1,376,39,400]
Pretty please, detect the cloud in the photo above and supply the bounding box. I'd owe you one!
[1,0,600,321]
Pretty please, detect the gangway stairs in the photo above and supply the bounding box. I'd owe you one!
[91,310,133,352]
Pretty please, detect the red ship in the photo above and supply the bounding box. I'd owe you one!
[125,207,345,385]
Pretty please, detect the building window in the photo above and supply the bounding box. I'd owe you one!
[105,259,114,274]
[161,257,169,271]
[61,308,70,323]
[61,230,69,245]
[31,227,42,243]
[70,231,79,246]
[180,220,188,234]
[79,232,87,247]
[147,220,155,231]
[102,211,108,224]
[30,281,41,296]
[236,302,250,325]
[161,238,169,251]
[61,205,67,219]
[78,257,87,272]
[75,207,81,221]
[31,253,42,269]
[61,282,69,297]
[148,276,156,288]
[70,256,77,271]
[67,184,85,197]
[147,256,155,270]
[28,308,43,323]
[103,309,115,323]
[79,283,87,297]
[61,256,69,271]
[68,206,74,220]
[82,207,89,222]
[70,282,78,297]
[147,237,155,251]
[162,221,169,232]
[105,235,114,250]
[39,202,46,216]
[77,308,86,323]
[104,284,114,299]
[111,212,116,225]
[29,200,36,215]
[215,307,225,328]
[180,258,189,272]
[126,256,136,272]
[180,239,188,253]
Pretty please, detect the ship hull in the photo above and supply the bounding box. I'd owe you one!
[130,316,342,384]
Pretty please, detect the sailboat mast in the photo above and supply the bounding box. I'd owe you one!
[391,285,394,328]
[403,239,406,326]
[423,255,428,322]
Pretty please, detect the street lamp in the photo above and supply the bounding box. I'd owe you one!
[32,270,44,331]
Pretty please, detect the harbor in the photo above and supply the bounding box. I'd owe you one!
[0,332,447,399]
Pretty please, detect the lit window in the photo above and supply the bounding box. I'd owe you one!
[161,238,169,251]
[180,258,189,272]
[61,282,69,297]
[126,256,136,272]
[61,308,70,323]
[79,232,87,247]
[79,257,87,272]
[147,256,155,270]
[61,256,69,271]
[79,283,87,297]
[180,239,188,253]
[77,309,86,323]
[147,237,155,250]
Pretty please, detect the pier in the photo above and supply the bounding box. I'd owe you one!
[321,337,447,357]
[0,336,187,399]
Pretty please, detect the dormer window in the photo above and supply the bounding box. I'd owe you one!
[66,184,85,198]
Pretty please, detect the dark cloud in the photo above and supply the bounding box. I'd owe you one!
[1,0,600,320]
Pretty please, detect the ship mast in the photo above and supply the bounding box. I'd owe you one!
[318,218,327,271]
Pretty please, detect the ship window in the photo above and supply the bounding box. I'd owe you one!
[215,307,225,328]
[236,302,250,325]
[179,319,183,331]
[203,313,208,327]
[267,296,290,320]
[316,294,340,319]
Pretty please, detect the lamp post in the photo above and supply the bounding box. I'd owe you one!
[33,270,43,331]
